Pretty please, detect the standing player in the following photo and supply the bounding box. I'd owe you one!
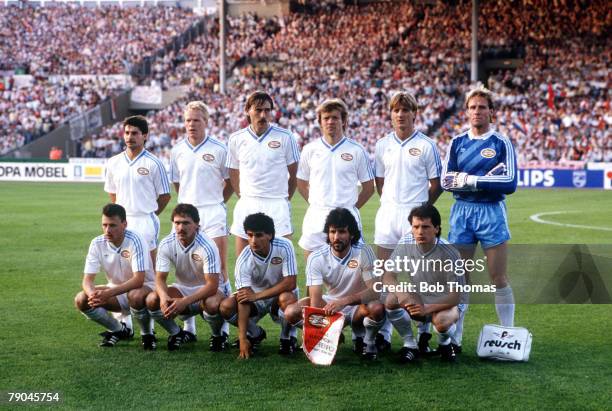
[297,98,375,262]
[170,101,233,337]
[146,204,228,351]
[374,91,443,353]
[284,208,385,360]
[441,85,518,345]
[104,115,171,264]
[226,91,300,257]
[219,213,298,359]
[383,204,466,363]
[74,204,157,349]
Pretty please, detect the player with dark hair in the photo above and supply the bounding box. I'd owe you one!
[226,91,300,258]
[285,208,385,360]
[104,114,171,266]
[146,204,228,351]
[441,85,518,350]
[383,204,466,363]
[74,203,156,349]
[219,213,299,358]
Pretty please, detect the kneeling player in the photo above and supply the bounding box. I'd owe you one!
[219,213,298,359]
[146,204,228,351]
[285,208,385,360]
[74,204,156,348]
[383,204,466,362]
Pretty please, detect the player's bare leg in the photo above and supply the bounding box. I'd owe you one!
[75,286,126,333]
[353,302,384,359]
[484,242,514,326]
[235,236,248,258]
[219,295,263,345]
[146,287,185,350]
[76,286,133,346]
[432,306,460,361]
[384,293,418,352]
[284,297,311,326]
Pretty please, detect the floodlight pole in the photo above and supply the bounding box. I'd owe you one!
[471,0,479,83]
[219,0,227,95]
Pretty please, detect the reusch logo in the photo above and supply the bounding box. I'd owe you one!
[483,339,521,350]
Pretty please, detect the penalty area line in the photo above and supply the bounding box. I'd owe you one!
[529,211,612,232]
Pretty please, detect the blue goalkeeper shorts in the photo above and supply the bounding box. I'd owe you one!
[448,200,510,248]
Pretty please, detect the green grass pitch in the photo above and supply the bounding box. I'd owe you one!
[0,182,610,410]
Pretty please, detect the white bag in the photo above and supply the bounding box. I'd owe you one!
[476,324,532,361]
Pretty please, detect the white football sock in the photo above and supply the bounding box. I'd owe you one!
[452,304,468,346]
[130,307,153,335]
[378,317,393,341]
[277,308,295,340]
[202,310,224,337]
[149,309,180,336]
[83,307,122,332]
[386,308,417,349]
[434,323,456,346]
[495,286,515,327]
[363,317,384,353]
[182,315,197,335]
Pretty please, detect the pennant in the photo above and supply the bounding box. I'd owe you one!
[302,306,344,366]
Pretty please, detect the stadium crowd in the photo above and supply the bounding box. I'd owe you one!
[0,3,202,155]
[1,1,609,164]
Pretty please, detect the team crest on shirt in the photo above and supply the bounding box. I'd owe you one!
[271,257,283,265]
[340,153,353,161]
[191,253,202,262]
[408,148,422,157]
[120,250,131,259]
[202,154,215,162]
[308,313,329,328]
[480,148,496,158]
[137,167,150,176]
[347,259,359,269]
[268,140,281,149]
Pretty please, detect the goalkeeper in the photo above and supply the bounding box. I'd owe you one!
[440,85,518,346]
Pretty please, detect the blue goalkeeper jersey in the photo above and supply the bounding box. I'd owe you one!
[443,129,517,203]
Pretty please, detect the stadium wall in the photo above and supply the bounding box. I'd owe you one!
[2,160,611,190]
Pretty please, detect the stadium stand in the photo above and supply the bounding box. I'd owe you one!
[2,1,610,164]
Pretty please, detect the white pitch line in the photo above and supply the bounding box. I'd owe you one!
[530,211,612,232]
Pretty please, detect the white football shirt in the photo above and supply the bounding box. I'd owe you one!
[104,150,171,215]
[170,136,229,207]
[84,229,155,285]
[297,136,374,208]
[226,125,300,199]
[375,131,441,206]
[306,243,376,302]
[234,237,298,293]
[156,231,221,287]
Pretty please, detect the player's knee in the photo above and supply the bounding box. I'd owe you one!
[127,289,146,309]
[74,291,89,311]
[219,297,236,319]
[278,292,297,310]
[433,314,452,333]
[284,303,301,324]
[367,302,385,321]
[204,296,221,315]
[384,294,400,310]
[145,291,160,310]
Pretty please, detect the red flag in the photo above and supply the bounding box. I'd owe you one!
[302,307,344,366]
[547,84,555,109]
